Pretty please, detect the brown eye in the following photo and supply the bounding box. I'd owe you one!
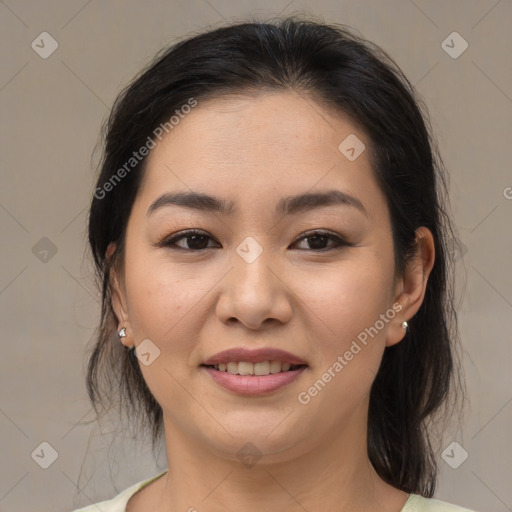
[158,230,219,251]
[292,230,351,251]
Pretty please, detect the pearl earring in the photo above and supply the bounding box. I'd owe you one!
[402,321,408,331]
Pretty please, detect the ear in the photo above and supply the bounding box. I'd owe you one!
[386,227,435,347]
[106,242,132,348]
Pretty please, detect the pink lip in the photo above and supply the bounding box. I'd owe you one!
[202,347,307,366]
[202,366,308,395]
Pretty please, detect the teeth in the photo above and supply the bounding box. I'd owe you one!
[211,360,300,375]
[270,360,282,374]
[227,362,238,375]
[238,361,253,375]
[254,361,270,376]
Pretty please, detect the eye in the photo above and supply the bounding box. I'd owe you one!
[157,229,220,251]
[291,230,351,251]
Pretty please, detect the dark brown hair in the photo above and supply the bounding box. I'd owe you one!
[85,15,465,497]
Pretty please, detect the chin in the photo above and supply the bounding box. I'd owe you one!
[204,422,306,462]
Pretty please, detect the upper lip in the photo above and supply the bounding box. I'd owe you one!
[202,347,307,366]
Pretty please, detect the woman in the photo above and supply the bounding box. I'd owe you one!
[72,16,475,512]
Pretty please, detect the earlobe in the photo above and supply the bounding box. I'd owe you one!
[385,310,409,347]
[386,227,435,347]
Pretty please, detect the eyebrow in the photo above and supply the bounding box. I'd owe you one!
[146,189,368,218]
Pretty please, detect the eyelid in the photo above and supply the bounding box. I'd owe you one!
[291,228,344,244]
[291,229,353,250]
[155,229,218,250]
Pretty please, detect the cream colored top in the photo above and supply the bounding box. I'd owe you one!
[71,470,477,511]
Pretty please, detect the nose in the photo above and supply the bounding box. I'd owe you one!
[215,245,293,330]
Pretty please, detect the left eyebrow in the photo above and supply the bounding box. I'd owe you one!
[277,190,368,218]
[146,189,368,218]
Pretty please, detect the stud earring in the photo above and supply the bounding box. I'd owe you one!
[118,327,135,350]
[402,321,408,331]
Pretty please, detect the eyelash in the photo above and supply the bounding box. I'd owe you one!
[157,229,352,252]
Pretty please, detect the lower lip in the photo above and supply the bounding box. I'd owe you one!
[202,366,308,395]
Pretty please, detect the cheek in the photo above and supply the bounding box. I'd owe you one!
[292,255,395,361]
[292,261,395,417]
[123,254,187,344]
[122,257,206,409]
[123,250,223,357]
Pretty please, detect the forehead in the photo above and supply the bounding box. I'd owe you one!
[134,91,386,221]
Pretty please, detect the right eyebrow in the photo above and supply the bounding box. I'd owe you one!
[147,191,234,217]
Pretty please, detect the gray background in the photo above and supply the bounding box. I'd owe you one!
[1,1,511,511]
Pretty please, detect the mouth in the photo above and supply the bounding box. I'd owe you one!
[201,361,308,376]
[200,348,309,395]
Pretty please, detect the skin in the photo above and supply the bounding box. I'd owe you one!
[108,90,435,512]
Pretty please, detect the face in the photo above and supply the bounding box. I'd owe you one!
[110,91,407,463]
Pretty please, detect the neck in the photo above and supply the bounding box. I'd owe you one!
[154,415,409,512]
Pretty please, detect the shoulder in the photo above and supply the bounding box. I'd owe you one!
[69,470,168,512]
[403,493,478,512]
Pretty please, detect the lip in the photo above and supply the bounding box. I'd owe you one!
[202,365,308,395]
[202,347,307,366]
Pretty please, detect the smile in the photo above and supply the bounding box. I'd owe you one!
[201,363,308,395]
[204,361,306,376]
